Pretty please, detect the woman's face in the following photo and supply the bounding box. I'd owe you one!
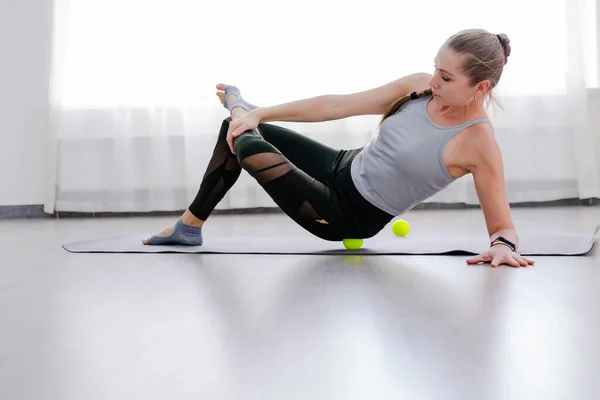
[428,46,486,107]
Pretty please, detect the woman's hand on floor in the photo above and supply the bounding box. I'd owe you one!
[466,245,535,267]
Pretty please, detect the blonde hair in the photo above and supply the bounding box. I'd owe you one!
[380,29,511,126]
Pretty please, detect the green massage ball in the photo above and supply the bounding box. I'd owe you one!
[343,238,363,250]
[392,219,410,236]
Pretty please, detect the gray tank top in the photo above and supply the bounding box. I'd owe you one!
[350,95,491,216]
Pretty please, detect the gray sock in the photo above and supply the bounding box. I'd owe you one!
[146,219,203,246]
[223,85,258,112]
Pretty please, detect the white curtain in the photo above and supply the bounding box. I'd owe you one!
[45,0,600,214]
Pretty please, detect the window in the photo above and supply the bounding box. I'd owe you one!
[52,0,599,108]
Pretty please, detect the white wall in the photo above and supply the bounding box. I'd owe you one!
[0,0,51,206]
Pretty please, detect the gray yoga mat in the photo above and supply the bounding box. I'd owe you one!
[63,226,599,256]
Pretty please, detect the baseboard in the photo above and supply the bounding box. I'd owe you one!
[0,206,285,220]
[0,205,49,219]
[2,198,599,220]
[52,207,284,219]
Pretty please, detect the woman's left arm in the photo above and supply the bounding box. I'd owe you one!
[465,127,535,267]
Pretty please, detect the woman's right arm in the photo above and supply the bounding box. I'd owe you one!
[255,72,432,123]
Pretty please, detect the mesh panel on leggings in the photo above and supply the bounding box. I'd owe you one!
[240,152,322,221]
[188,125,242,220]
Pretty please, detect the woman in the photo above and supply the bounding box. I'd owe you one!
[143,28,534,268]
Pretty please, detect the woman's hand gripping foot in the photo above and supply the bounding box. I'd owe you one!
[216,83,263,153]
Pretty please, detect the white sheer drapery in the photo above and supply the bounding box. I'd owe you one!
[45,0,600,214]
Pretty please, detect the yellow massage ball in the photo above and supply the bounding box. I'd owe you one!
[343,238,363,250]
[392,219,410,237]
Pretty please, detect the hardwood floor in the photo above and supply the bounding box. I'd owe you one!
[1,206,599,400]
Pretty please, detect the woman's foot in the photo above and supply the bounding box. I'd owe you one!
[142,210,204,246]
[216,83,258,113]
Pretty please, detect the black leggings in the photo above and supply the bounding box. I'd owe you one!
[188,118,394,241]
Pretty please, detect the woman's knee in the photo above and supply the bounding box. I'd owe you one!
[233,129,268,161]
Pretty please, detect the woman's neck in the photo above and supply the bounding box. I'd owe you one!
[428,97,485,123]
